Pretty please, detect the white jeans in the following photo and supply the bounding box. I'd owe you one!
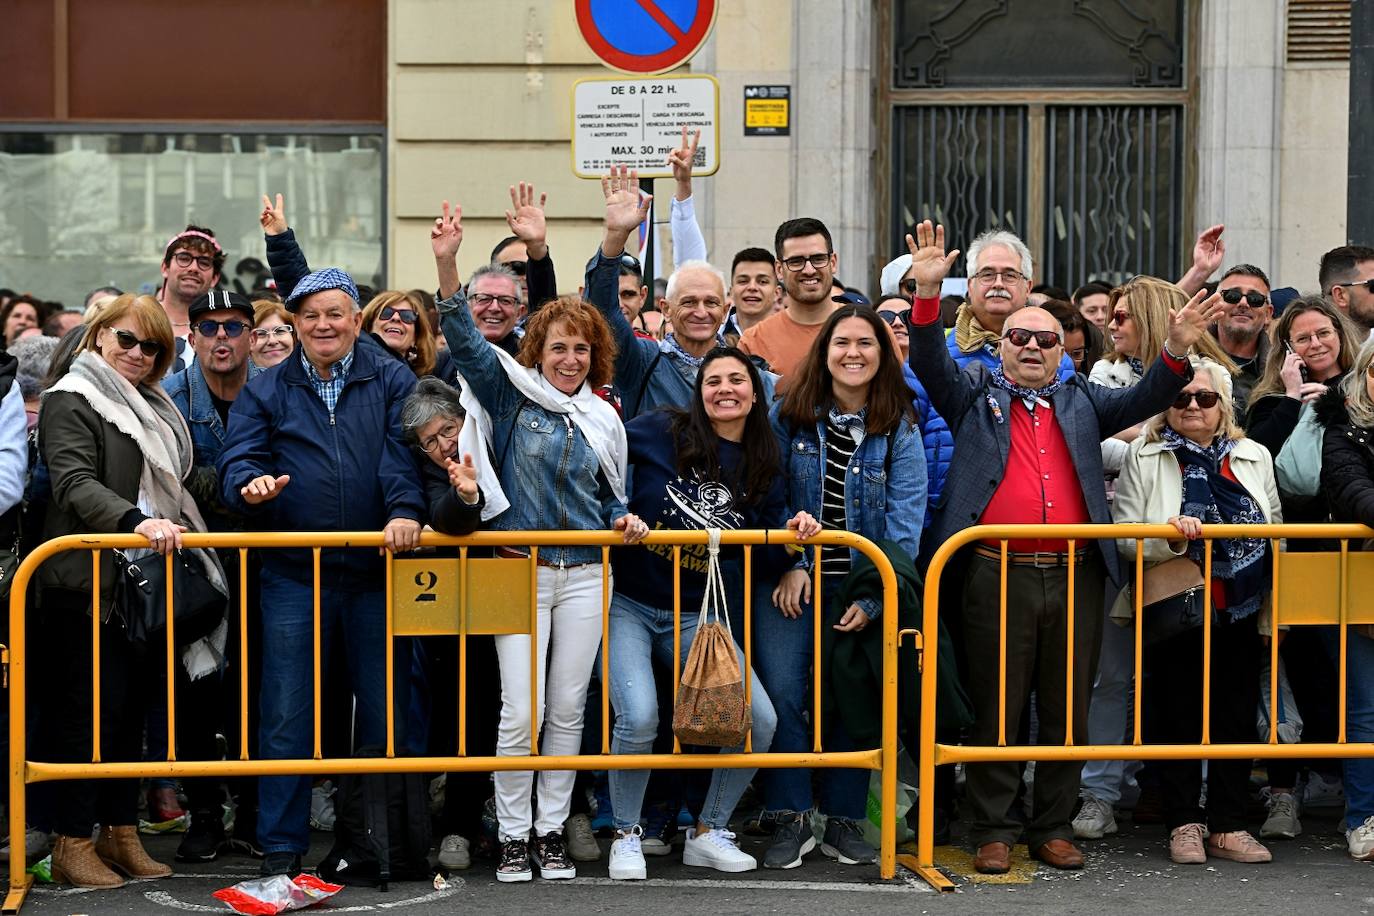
[493,563,605,840]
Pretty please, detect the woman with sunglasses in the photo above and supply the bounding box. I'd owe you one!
[1242,297,1363,840]
[875,295,910,360]
[762,305,925,870]
[250,300,295,368]
[1314,337,1374,862]
[37,294,228,887]
[361,291,457,384]
[1114,357,1281,866]
[1074,276,1237,843]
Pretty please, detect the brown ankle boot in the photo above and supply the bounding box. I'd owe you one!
[50,834,124,888]
[94,825,173,879]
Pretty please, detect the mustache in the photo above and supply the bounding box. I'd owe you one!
[986,289,1013,299]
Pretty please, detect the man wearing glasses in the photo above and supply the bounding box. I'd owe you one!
[905,219,1215,877]
[159,225,227,372]
[463,263,527,357]
[162,289,261,864]
[1212,264,1274,410]
[1320,245,1374,332]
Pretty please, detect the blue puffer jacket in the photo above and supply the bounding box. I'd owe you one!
[902,364,952,531]
[217,342,425,588]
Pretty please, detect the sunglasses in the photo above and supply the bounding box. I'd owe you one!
[1171,390,1221,409]
[900,278,919,296]
[379,306,418,325]
[1003,327,1061,349]
[1337,279,1374,295]
[1111,309,1131,325]
[109,328,164,357]
[878,310,907,329]
[1220,288,1268,308]
[194,319,248,338]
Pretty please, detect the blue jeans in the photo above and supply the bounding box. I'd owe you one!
[1321,626,1374,830]
[257,572,408,855]
[751,581,869,819]
[607,592,776,831]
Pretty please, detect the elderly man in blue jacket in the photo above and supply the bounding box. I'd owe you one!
[219,268,425,878]
[905,220,1222,876]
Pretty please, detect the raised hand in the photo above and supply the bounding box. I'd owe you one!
[601,165,653,237]
[667,125,701,199]
[446,453,479,505]
[504,182,548,259]
[1165,288,1224,355]
[1192,224,1226,277]
[260,193,287,235]
[431,200,464,261]
[904,220,960,298]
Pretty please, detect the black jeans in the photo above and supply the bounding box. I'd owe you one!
[41,597,146,837]
[1145,611,1261,833]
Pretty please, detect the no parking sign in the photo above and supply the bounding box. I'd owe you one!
[575,0,718,74]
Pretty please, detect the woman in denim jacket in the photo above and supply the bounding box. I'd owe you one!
[761,305,926,870]
[431,203,649,883]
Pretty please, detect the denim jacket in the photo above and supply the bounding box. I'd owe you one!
[163,359,261,532]
[770,402,927,618]
[438,290,628,566]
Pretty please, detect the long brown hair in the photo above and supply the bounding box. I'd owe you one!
[778,305,914,435]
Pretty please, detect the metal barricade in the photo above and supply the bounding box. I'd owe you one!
[907,523,1374,891]
[3,529,904,912]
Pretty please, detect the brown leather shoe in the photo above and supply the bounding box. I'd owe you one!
[95,825,173,879]
[50,835,124,888]
[1033,838,1084,869]
[973,841,1011,874]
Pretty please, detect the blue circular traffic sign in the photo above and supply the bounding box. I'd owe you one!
[576,0,718,74]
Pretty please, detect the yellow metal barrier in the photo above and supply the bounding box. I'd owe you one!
[3,529,903,912]
[908,523,1374,891]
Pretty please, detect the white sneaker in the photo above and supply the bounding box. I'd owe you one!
[682,827,757,873]
[1346,816,1374,861]
[1260,790,1302,839]
[1301,772,1345,809]
[309,781,336,831]
[1071,793,1118,840]
[609,828,647,880]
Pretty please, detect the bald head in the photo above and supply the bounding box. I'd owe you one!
[999,305,1064,389]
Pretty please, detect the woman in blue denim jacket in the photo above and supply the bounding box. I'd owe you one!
[431,204,649,884]
[760,305,926,870]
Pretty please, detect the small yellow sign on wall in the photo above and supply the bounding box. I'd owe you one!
[744,85,790,136]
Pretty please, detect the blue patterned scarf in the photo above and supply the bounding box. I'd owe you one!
[1126,356,1145,380]
[1159,428,1270,619]
[660,332,720,386]
[989,363,1065,405]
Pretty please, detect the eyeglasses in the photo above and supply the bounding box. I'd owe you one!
[1110,309,1132,326]
[1003,327,1061,349]
[379,306,418,325]
[1067,346,1087,361]
[878,310,907,329]
[108,328,164,357]
[470,293,520,310]
[419,422,461,455]
[1291,327,1337,349]
[171,251,215,271]
[1220,288,1268,308]
[1336,279,1374,295]
[251,324,294,342]
[972,268,1025,286]
[194,319,248,338]
[781,253,831,272]
[1171,390,1221,409]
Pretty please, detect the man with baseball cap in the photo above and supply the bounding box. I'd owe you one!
[162,288,261,862]
[219,267,425,877]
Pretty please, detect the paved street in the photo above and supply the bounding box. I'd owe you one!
[13,807,1373,915]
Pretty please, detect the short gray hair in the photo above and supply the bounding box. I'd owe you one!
[966,230,1034,282]
[665,259,727,302]
[10,334,59,400]
[469,263,522,295]
[400,377,465,445]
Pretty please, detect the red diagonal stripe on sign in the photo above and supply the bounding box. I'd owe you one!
[633,0,689,43]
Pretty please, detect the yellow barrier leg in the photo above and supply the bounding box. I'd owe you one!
[6,576,30,913]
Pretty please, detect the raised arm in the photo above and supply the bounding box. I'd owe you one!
[667,127,707,265]
[1177,224,1225,296]
[904,220,977,426]
[505,182,557,311]
[260,193,310,300]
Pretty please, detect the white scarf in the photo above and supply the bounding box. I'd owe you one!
[46,352,229,678]
[455,344,627,522]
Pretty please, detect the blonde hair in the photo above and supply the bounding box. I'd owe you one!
[1105,276,1236,374]
[1343,338,1374,429]
[1145,356,1244,443]
[361,290,436,378]
[78,294,176,382]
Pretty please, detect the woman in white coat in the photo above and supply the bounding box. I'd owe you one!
[1114,357,1281,867]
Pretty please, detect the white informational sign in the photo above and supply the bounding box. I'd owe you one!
[570,75,720,179]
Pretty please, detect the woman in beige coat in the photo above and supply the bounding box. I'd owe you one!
[1114,357,1280,867]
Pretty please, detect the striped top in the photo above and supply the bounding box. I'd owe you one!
[820,419,858,580]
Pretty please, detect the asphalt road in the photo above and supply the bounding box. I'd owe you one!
[12,807,1373,916]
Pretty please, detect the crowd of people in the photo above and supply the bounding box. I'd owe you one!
[2,133,1374,890]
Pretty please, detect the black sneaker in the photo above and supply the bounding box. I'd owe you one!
[496,838,532,883]
[531,831,576,879]
[820,816,876,865]
[176,811,226,862]
[762,811,816,869]
[260,851,302,877]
